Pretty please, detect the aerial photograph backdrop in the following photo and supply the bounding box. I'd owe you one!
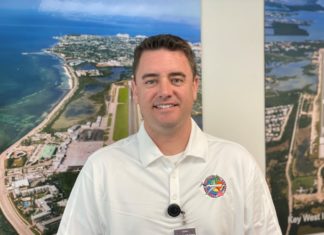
[0,0,201,234]
[265,0,324,234]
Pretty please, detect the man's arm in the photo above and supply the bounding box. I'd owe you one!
[244,163,282,235]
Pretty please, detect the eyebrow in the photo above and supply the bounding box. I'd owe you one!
[141,73,159,80]
[169,72,186,78]
[141,72,186,80]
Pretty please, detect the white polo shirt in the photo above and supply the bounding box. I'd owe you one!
[57,120,282,235]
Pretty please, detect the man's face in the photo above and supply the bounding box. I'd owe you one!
[132,49,198,133]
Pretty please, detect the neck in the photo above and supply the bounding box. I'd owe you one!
[145,119,192,156]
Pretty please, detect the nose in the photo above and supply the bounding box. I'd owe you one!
[158,78,172,98]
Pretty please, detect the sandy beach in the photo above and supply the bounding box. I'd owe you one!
[0,59,78,235]
[0,62,77,156]
[64,65,73,89]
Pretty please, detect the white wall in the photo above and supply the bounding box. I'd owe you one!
[201,0,265,171]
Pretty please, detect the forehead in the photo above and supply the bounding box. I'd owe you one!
[136,49,191,73]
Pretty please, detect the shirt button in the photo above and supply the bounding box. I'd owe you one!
[166,167,172,173]
[172,194,177,200]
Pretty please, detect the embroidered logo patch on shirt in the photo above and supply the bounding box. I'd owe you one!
[201,175,226,198]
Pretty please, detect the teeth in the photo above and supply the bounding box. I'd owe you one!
[156,104,175,109]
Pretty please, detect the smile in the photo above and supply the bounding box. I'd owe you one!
[153,104,178,109]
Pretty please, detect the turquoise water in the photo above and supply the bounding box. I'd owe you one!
[0,9,200,153]
[0,9,200,232]
[267,60,317,92]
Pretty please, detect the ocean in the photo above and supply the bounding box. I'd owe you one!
[266,2,324,42]
[0,9,200,153]
[0,9,200,234]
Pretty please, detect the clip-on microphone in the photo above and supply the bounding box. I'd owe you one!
[167,203,183,217]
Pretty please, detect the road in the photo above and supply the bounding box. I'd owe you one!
[0,64,79,235]
[128,80,140,135]
[285,49,324,235]
[319,49,324,156]
[106,83,119,145]
[285,94,303,235]
[0,152,33,235]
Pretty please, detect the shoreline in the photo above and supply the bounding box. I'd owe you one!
[0,51,76,156]
[64,65,73,89]
[0,54,78,234]
[44,49,73,90]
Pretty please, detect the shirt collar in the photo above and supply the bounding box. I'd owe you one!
[137,119,208,167]
[137,123,163,167]
[184,119,208,161]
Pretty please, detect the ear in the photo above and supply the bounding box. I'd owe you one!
[131,78,138,104]
[192,75,199,101]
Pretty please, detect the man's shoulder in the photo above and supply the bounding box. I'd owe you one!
[205,133,249,153]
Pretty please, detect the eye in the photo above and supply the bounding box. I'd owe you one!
[144,79,157,86]
[171,77,184,86]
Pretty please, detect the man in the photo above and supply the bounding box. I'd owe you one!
[57,34,282,235]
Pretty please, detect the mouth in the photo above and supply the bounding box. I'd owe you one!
[153,103,178,109]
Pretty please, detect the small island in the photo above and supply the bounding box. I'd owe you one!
[0,34,201,235]
[272,21,309,36]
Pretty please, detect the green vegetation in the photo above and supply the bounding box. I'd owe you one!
[294,138,316,175]
[113,88,129,141]
[272,22,308,36]
[44,76,110,132]
[265,53,302,64]
[268,161,289,232]
[118,87,128,103]
[6,155,27,169]
[42,77,85,132]
[43,221,60,235]
[292,202,324,234]
[21,137,32,146]
[113,103,128,140]
[302,63,317,76]
[31,227,40,235]
[0,208,17,235]
[299,115,312,128]
[274,75,297,81]
[302,100,311,113]
[265,91,299,107]
[297,225,324,235]
[264,37,324,235]
[292,175,315,192]
[265,43,317,66]
[89,86,109,117]
[266,150,288,164]
[89,84,110,103]
[46,172,79,198]
[300,84,317,95]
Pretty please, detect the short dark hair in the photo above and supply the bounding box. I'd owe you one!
[132,34,197,78]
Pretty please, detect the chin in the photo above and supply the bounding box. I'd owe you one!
[157,119,182,128]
